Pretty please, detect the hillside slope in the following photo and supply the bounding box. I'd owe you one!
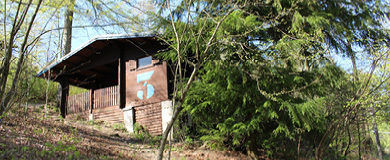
[0,105,247,160]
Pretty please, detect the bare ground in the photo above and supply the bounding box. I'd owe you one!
[0,104,248,160]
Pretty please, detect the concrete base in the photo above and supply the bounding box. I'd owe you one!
[161,100,173,139]
[123,104,135,133]
[123,101,173,136]
[89,113,93,121]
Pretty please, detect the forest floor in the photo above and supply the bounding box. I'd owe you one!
[0,104,248,160]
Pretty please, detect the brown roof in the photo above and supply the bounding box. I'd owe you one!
[36,33,158,89]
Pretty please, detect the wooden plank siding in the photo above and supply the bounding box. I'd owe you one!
[134,102,162,135]
[94,85,118,109]
[125,61,169,106]
[67,91,91,114]
[92,105,123,123]
[125,60,168,136]
[66,106,124,124]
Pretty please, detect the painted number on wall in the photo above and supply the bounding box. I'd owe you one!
[136,71,155,100]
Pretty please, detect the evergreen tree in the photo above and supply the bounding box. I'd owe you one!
[155,0,390,158]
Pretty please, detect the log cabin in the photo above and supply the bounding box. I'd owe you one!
[36,33,174,135]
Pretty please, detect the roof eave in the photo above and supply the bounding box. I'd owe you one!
[36,32,156,78]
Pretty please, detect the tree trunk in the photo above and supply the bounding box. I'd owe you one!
[0,0,41,117]
[357,117,361,160]
[44,69,51,118]
[371,107,383,160]
[157,64,200,160]
[56,0,74,113]
[157,101,182,159]
[63,0,74,56]
[343,124,351,157]
[0,0,23,113]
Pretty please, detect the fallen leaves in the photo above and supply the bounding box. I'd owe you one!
[0,106,247,160]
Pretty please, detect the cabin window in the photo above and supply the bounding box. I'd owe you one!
[138,56,152,68]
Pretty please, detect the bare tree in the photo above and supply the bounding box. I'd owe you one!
[156,1,240,159]
[0,0,43,119]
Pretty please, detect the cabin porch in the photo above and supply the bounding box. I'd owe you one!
[66,85,123,123]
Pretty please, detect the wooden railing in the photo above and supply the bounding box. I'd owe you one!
[67,91,91,114]
[66,85,119,115]
[94,85,118,109]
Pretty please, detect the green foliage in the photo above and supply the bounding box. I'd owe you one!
[133,123,160,145]
[69,85,89,96]
[154,0,390,158]
[182,61,347,156]
[134,123,149,140]
[112,123,127,132]
[373,123,390,153]
[25,77,59,102]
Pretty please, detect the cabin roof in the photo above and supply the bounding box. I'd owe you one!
[36,33,159,88]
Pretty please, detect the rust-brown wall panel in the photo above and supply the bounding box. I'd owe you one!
[125,61,168,107]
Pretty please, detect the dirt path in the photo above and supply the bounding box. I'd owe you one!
[0,105,248,159]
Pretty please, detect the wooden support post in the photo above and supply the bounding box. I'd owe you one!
[90,89,94,114]
[119,47,126,108]
[59,76,69,118]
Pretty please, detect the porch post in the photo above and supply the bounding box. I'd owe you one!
[59,76,69,118]
[89,89,94,120]
[90,89,94,113]
[119,47,126,108]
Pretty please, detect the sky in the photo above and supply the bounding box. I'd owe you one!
[69,0,155,51]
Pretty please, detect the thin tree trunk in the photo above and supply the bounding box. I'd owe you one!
[156,2,234,159]
[24,79,30,113]
[63,0,74,56]
[23,64,32,114]
[157,64,200,160]
[358,115,361,160]
[1,0,42,115]
[0,0,36,117]
[347,40,358,82]
[344,124,351,157]
[0,1,24,111]
[55,0,74,113]
[298,134,301,159]
[44,69,51,118]
[371,106,383,160]
[2,0,6,59]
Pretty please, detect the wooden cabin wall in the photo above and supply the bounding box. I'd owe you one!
[125,61,169,106]
[126,62,169,135]
[134,102,162,135]
[123,44,169,135]
[92,105,124,123]
[66,105,124,124]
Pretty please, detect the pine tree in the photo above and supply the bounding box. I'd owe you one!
[155,0,389,158]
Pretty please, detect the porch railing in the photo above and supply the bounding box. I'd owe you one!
[67,91,91,114]
[94,85,118,109]
[67,85,119,114]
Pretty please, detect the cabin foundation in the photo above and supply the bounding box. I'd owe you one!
[123,105,135,133]
[161,100,173,139]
